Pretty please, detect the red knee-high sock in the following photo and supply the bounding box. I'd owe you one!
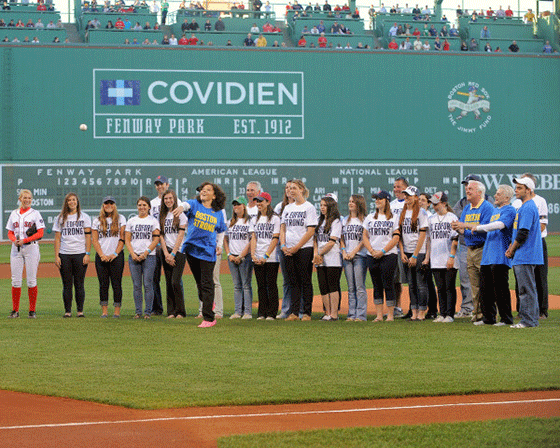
[12,287,21,312]
[28,286,38,312]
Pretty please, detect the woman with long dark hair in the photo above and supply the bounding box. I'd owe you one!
[53,193,91,318]
[159,189,187,318]
[274,180,294,318]
[92,195,126,318]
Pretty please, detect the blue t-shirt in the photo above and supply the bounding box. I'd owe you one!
[512,199,544,266]
[460,200,493,247]
[181,199,227,262]
[480,205,515,267]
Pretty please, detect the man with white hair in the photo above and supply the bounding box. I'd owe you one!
[452,180,494,322]
[505,178,543,328]
[246,181,262,221]
[463,185,516,326]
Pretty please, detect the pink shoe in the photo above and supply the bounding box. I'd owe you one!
[198,320,216,328]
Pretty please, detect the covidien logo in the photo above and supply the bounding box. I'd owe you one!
[100,80,141,106]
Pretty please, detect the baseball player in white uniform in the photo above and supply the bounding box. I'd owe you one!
[6,189,45,318]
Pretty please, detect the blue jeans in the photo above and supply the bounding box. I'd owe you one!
[129,255,156,315]
[513,264,539,327]
[278,250,292,316]
[343,255,368,320]
[403,253,429,310]
[228,255,253,315]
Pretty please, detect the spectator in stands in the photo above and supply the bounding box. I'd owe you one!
[423,13,430,20]
[413,35,422,50]
[422,40,429,50]
[91,17,101,28]
[57,20,64,28]
[293,0,303,10]
[2,36,7,42]
[153,23,160,30]
[388,37,398,49]
[330,21,341,33]
[244,32,255,46]
[161,0,169,24]
[14,20,23,28]
[152,39,158,44]
[272,40,279,46]
[486,7,494,17]
[203,19,210,31]
[543,40,553,53]
[161,34,169,44]
[31,36,39,43]
[460,40,468,50]
[441,14,448,21]
[35,19,45,29]
[143,21,151,29]
[352,8,359,18]
[496,5,505,17]
[495,46,502,52]
[214,17,225,31]
[22,36,29,42]
[505,5,513,16]
[379,3,387,13]
[53,36,61,42]
[302,25,309,33]
[250,23,260,33]
[262,21,273,32]
[421,4,430,14]
[11,37,19,42]
[106,20,115,29]
[456,4,462,16]
[169,33,178,44]
[411,27,420,36]
[426,24,439,36]
[524,8,535,23]
[470,12,477,21]
[388,22,398,36]
[433,36,441,50]
[37,1,47,10]
[115,18,125,29]
[189,33,198,45]
[256,33,267,46]
[508,40,519,52]
[133,21,143,30]
[412,3,421,14]
[400,37,411,49]
[440,24,448,36]
[469,37,478,51]
[480,25,490,39]
[443,38,450,50]
[412,13,421,20]
[478,9,484,16]
[253,0,262,10]
[422,23,429,35]
[404,24,412,35]
[396,24,404,35]
[449,24,458,36]
[26,19,34,28]
[389,5,396,13]
[132,37,139,44]
[318,31,327,47]
[181,19,189,32]
[317,20,326,33]
[178,34,188,45]
[142,38,150,45]
[481,41,491,52]
[124,18,132,29]
[0,19,6,27]
[323,0,331,11]
[2,1,10,10]
[344,41,352,49]
[189,19,200,31]
[297,34,306,46]
[226,39,232,45]
[178,0,186,9]
[149,0,159,14]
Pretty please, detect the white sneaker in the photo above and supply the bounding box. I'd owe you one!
[442,316,454,323]
[321,315,332,321]
[494,322,507,327]
[242,314,252,319]
[229,313,242,319]
[266,317,275,321]
[432,316,444,323]
[510,323,528,328]
[473,321,485,326]
[257,316,265,320]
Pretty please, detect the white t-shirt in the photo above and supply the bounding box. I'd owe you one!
[399,208,429,254]
[315,218,342,267]
[512,195,548,238]
[247,204,259,221]
[281,201,318,249]
[250,214,281,262]
[226,217,251,255]
[390,198,405,219]
[6,208,45,241]
[92,214,126,255]
[363,213,399,255]
[341,216,367,256]
[428,212,459,269]
[53,212,92,255]
[161,211,188,249]
[126,215,160,256]
[150,197,162,219]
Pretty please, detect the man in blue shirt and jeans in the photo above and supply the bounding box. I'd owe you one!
[506,178,544,328]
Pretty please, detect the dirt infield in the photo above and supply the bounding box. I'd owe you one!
[1,390,559,447]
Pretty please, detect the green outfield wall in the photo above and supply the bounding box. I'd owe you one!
[0,46,559,235]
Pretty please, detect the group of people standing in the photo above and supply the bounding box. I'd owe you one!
[5,172,548,329]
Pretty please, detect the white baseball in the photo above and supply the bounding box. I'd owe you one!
[79,124,88,131]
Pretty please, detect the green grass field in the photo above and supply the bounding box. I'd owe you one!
[1,273,558,410]
[218,417,560,448]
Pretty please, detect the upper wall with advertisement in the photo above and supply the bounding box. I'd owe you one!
[0,46,559,162]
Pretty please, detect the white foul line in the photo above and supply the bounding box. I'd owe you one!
[1,398,559,431]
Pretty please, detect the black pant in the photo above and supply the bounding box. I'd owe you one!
[162,248,187,317]
[316,266,342,296]
[59,253,88,313]
[426,266,438,315]
[284,246,314,316]
[368,254,398,306]
[95,252,124,306]
[432,268,457,318]
[536,238,548,317]
[480,264,513,324]
[186,253,215,321]
[254,262,280,318]
[152,246,164,314]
